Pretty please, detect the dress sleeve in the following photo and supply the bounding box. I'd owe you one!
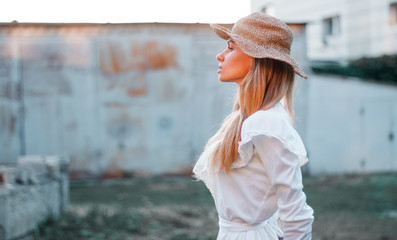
[251,135,314,240]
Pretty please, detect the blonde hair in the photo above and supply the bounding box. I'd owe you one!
[205,58,295,173]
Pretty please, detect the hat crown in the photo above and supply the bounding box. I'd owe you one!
[231,12,293,52]
[209,12,308,79]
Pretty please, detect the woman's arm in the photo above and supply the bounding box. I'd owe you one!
[252,136,314,240]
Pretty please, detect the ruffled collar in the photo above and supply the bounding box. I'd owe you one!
[193,103,309,193]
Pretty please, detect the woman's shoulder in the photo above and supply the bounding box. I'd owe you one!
[238,102,308,164]
[242,103,290,133]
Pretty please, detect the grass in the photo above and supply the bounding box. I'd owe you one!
[36,173,397,240]
[304,173,397,214]
[69,176,214,208]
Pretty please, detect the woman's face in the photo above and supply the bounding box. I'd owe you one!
[216,39,254,85]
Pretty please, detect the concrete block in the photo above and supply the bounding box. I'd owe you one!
[7,183,61,239]
[0,155,69,240]
[15,168,29,185]
[0,166,17,186]
[59,173,69,213]
[58,156,70,173]
[45,156,60,180]
[17,156,47,177]
[0,189,9,240]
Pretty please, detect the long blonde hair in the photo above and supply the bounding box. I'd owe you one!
[205,58,295,173]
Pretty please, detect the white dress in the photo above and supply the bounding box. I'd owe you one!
[193,103,314,240]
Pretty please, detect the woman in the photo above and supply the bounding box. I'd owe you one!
[193,12,314,240]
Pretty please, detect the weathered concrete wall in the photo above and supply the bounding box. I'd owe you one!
[0,22,308,177]
[0,156,69,240]
[0,34,21,165]
[2,22,394,177]
[0,23,232,176]
[305,75,397,175]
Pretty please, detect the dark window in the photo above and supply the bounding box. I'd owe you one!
[323,16,340,37]
[322,16,340,45]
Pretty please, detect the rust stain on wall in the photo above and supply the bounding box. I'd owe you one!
[127,72,147,97]
[100,40,178,75]
[0,81,19,100]
[0,106,16,135]
[106,145,147,178]
[61,36,92,66]
[3,31,91,67]
[131,41,178,70]
[99,40,178,97]
[127,87,147,97]
[109,42,128,74]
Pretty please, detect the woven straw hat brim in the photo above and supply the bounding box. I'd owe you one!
[210,23,308,79]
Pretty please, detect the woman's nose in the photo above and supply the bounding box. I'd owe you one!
[216,51,224,62]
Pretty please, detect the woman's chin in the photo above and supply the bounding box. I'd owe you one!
[219,77,240,85]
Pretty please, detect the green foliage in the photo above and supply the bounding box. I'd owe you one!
[311,54,397,84]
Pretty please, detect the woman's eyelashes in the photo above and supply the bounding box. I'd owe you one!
[226,41,233,51]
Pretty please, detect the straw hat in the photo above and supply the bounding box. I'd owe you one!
[210,12,308,79]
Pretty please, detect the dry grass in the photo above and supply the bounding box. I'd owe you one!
[37,173,397,240]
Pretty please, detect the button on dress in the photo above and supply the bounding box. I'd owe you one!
[193,103,314,240]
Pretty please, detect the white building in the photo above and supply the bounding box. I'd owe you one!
[251,0,397,62]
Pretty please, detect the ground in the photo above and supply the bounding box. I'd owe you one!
[36,172,397,240]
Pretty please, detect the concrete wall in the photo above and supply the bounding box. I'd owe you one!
[4,21,393,177]
[0,22,309,177]
[0,156,69,240]
[251,0,397,61]
[305,74,397,175]
[0,23,238,176]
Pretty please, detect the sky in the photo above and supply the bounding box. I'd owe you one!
[0,0,251,24]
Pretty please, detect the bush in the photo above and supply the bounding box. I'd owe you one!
[311,54,397,84]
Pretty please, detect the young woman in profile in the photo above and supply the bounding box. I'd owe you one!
[193,12,314,240]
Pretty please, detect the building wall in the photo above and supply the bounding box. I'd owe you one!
[305,74,397,175]
[251,0,397,61]
[0,23,309,177]
[0,23,238,176]
[3,21,394,177]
